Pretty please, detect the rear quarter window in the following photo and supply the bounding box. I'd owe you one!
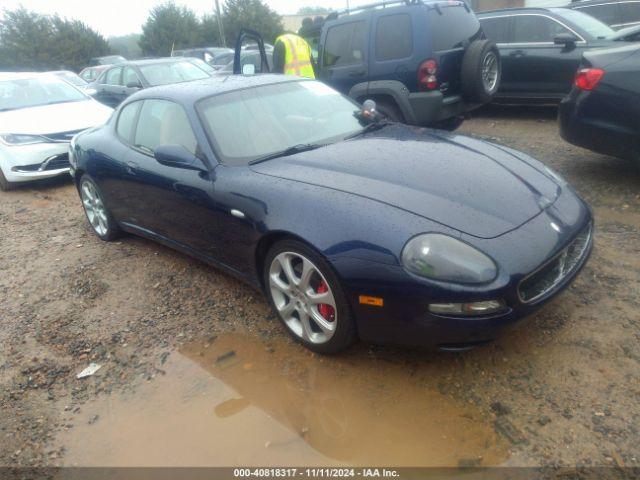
[480,17,512,43]
[375,14,414,61]
[427,4,481,51]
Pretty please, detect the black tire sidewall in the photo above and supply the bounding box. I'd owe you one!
[375,100,404,123]
[462,40,501,104]
[79,174,120,242]
[0,168,14,191]
[263,239,357,354]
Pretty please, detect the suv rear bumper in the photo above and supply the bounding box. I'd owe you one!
[350,80,481,127]
[408,91,481,125]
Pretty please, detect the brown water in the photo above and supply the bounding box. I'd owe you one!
[57,334,509,467]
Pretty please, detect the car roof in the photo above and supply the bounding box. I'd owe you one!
[0,72,57,81]
[569,0,620,5]
[127,74,302,105]
[477,7,556,15]
[108,57,195,68]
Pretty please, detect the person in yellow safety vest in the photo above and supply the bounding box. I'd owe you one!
[273,33,316,79]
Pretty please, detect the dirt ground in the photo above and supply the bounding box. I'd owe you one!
[1,105,639,470]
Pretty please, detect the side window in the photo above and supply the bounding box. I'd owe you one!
[134,100,198,155]
[122,67,140,87]
[620,2,640,24]
[480,17,512,43]
[116,101,141,143]
[323,21,366,67]
[375,14,413,61]
[576,4,619,25]
[105,67,122,86]
[512,15,571,43]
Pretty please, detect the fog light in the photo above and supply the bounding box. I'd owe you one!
[429,300,507,317]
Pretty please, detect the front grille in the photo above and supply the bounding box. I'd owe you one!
[518,224,592,304]
[42,129,84,143]
[12,153,70,173]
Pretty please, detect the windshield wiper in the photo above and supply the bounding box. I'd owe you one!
[249,143,325,165]
[344,119,390,140]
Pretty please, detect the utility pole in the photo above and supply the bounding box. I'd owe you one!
[346,0,350,10]
[214,0,227,47]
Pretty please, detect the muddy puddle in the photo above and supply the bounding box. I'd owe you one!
[57,334,509,467]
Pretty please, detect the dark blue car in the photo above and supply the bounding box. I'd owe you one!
[69,75,593,354]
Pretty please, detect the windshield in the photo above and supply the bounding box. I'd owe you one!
[0,76,87,112]
[198,80,366,165]
[553,9,615,39]
[139,61,211,86]
[54,71,88,87]
[189,58,216,74]
[212,53,234,66]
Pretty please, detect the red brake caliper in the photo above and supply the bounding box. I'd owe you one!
[317,281,335,322]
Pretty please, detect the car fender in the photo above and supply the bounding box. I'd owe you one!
[348,80,416,124]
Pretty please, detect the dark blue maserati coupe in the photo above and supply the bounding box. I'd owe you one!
[69,75,593,354]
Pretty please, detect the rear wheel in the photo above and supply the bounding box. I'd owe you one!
[375,99,405,123]
[79,174,120,241]
[461,40,501,104]
[264,239,357,354]
[0,168,15,191]
[433,116,465,132]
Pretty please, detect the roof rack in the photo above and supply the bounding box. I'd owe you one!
[326,0,422,20]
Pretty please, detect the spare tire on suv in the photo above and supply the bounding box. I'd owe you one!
[461,39,501,104]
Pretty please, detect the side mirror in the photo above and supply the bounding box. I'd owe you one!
[126,81,142,89]
[242,64,256,75]
[154,144,207,172]
[554,33,577,48]
[362,99,377,119]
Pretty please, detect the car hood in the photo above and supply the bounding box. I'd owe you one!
[0,99,113,135]
[250,125,561,239]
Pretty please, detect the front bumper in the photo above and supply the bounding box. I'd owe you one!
[332,195,593,350]
[0,143,71,183]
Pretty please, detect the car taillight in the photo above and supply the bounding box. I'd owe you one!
[418,59,438,91]
[574,68,604,91]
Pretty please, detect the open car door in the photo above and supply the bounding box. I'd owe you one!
[233,29,271,75]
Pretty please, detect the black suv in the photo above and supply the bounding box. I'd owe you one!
[239,0,501,130]
[569,0,640,30]
[317,0,501,129]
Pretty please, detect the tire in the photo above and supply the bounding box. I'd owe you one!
[79,174,120,241]
[461,39,501,104]
[375,99,405,123]
[0,168,15,191]
[433,116,465,132]
[263,239,357,354]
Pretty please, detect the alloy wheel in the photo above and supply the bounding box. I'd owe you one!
[269,252,337,345]
[81,181,109,237]
[482,52,499,94]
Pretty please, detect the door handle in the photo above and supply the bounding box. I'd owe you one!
[349,70,366,77]
[125,161,138,174]
[509,50,526,58]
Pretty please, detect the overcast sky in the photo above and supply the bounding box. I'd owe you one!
[0,1,371,37]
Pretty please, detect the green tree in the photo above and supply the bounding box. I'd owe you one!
[0,7,110,72]
[109,34,143,60]
[198,14,222,47]
[139,1,201,56]
[222,0,284,45]
[297,6,332,15]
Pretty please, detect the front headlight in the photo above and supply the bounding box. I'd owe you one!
[401,234,497,284]
[0,134,47,146]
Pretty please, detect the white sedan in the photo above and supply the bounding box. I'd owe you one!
[0,72,113,190]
